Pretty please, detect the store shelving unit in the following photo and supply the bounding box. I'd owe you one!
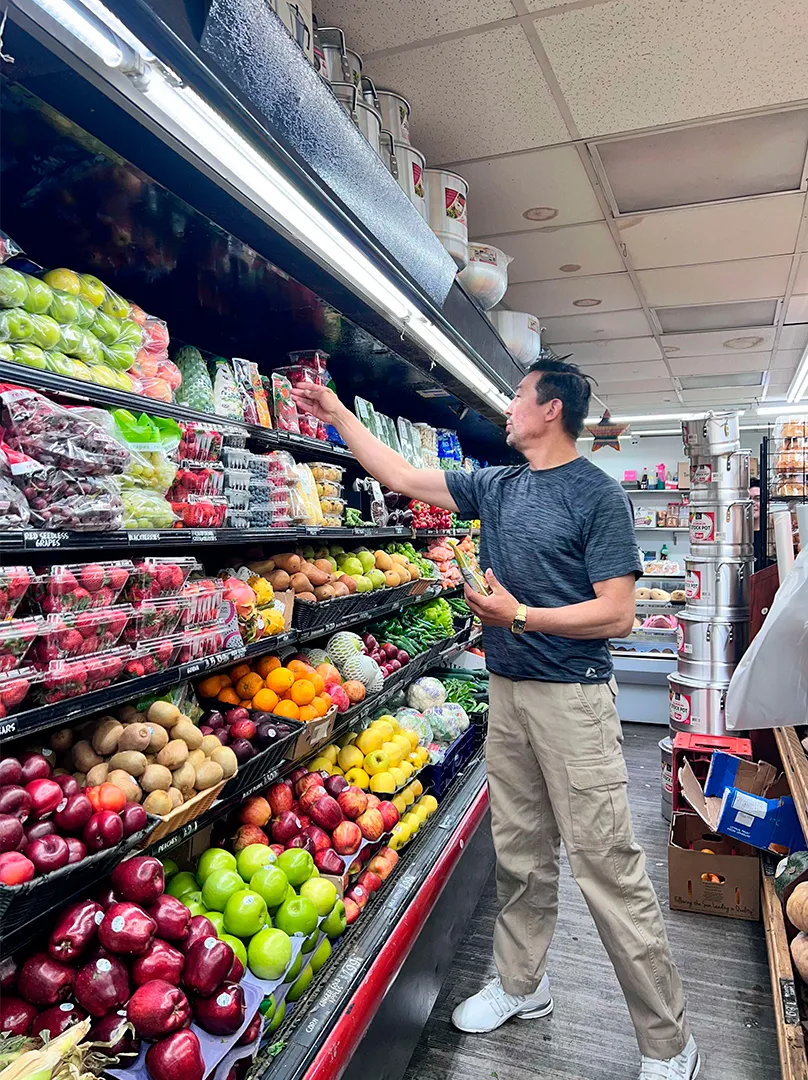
[762,859,808,1080]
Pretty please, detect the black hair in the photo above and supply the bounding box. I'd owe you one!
[526,357,593,439]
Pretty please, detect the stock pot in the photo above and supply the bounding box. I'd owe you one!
[684,555,752,614]
[689,499,753,556]
[689,450,750,504]
[683,412,740,456]
[676,610,748,682]
[668,672,730,736]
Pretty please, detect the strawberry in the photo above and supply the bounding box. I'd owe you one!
[75,612,97,637]
[49,569,79,597]
[106,609,128,637]
[0,701,6,718]
[0,676,29,707]
[59,628,83,654]
[80,563,105,593]
[94,586,115,608]
[141,655,157,674]
[107,565,129,591]
[71,587,92,611]
[0,654,15,673]
[153,640,174,665]
[6,568,31,600]
[80,635,98,654]
[125,659,146,678]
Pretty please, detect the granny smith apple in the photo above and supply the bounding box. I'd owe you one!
[197,848,238,884]
[276,849,314,888]
[78,273,105,307]
[220,932,247,968]
[206,912,225,935]
[274,896,319,938]
[247,928,293,981]
[287,963,313,1003]
[250,865,289,911]
[166,871,198,898]
[321,900,347,940]
[310,938,332,974]
[237,844,277,881]
[43,268,80,296]
[223,889,268,938]
[267,999,286,1034]
[183,896,208,917]
[202,869,245,912]
[283,951,303,984]
[160,858,180,881]
[300,878,337,918]
[13,344,47,369]
[301,930,319,953]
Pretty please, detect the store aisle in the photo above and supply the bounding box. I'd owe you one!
[403,723,778,1080]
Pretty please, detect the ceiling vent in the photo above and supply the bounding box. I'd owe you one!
[678,372,764,390]
[655,299,779,333]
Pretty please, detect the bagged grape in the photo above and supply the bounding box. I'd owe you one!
[175,345,215,412]
[121,487,177,529]
[0,473,31,529]
[17,468,124,531]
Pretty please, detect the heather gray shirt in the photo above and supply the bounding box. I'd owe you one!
[446,457,641,683]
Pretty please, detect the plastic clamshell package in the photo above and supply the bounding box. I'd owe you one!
[125,557,200,601]
[122,635,183,678]
[308,462,344,482]
[123,597,189,642]
[182,580,224,628]
[176,625,227,663]
[0,618,41,671]
[33,607,131,662]
[0,567,37,621]
[0,665,42,715]
[33,647,130,704]
[30,561,135,613]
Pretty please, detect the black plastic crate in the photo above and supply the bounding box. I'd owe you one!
[420,725,476,799]
[293,590,377,633]
[221,717,305,800]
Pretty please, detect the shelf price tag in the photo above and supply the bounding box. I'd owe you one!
[130,532,161,543]
[24,531,69,549]
[184,646,246,677]
[0,720,16,736]
[191,530,217,543]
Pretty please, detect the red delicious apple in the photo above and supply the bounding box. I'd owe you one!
[20,754,52,784]
[182,937,234,997]
[0,850,34,884]
[337,787,368,821]
[266,781,293,817]
[228,954,245,983]
[17,953,74,1006]
[299,784,327,814]
[270,844,284,858]
[128,981,192,1040]
[0,758,22,786]
[96,885,121,910]
[356,808,384,842]
[99,902,156,956]
[232,824,267,852]
[239,796,270,827]
[289,799,302,816]
[295,773,323,798]
[302,825,331,853]
[111,855,164,905]
[324,774,349,797]
[237,1009,262,1046]
[271,811,302,845]
[224,707,250,726]
[192,981,245,1035]
[297,814,311,831]
[289,767,309,785]
[367,854,393,881]
[0,996,37,1034]
[286,835,315,855]
[145,1029,203,1080]
[65,837,87,865]
[314,848,345,875]
[0,814,24,852]
[54,793,93,835]
[229,719,256,741]
[120,803,147,837]
[331,821,362,855]
[183,915,219,953]
[132,939,185,987]
[345,883,368,909]
[48,899,103,962]
[357,870,382,894]
[309,795,343,832]
[53,774,80,798]
[83,810,123,853]
[376,801,400,832]
[90,1011,140,1057]
[25,778,62,819]
[147,895,191,943]
[74,955,129,1017]
[32,1002,87,1038]
[0,786,31,821]
[230,739,255,764]
[0,956,17,992]
[343,897,361,925]
[364,793,381,811]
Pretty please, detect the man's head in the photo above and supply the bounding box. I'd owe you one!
[505,358,592,451]
[750,480,760,527]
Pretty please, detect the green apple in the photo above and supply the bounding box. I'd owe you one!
[300,878,337,918]
[276,849,315,888]
[78,273,105,307]
[259,993,276,1020]
[301,930,319,953]
[197,848,237,884]
[282,951,303,984]
[223,889,268,938]
[166,871,199,898]
[247,928,293,981]
[206,912,225,935]
[48,289,80,325]
[321,900,347,940]
[185,898,208,917]
[357,551,375,574]
[220,932,247,968]
[161,858,180,881]
[267,999,286,1034]
[43,268,81,296]
[274,896,319,938]
[250,865,289,911]
[237,844,277,881]
[12,344,46,369]
[22,278,53,315]
[202,869,244,912]
[0,266,30,307]
[3,308,34,340]
[287,963,313,1003]
[366,569,385,590]
[310,938,332,974]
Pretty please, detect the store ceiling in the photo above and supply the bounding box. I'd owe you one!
[313,0,808,420]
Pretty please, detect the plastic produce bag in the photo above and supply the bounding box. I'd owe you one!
[121,487,177,529]
[270,372,300,433]
[0,473,30,529]
[727,547,808,730]
[175,345,215,412]
[0,266,30,308]
[212,357,244,419]
[18,468,124,531]
[0,232,23,265]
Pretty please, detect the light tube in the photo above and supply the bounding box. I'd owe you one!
[786,344,808,404]
[757,403,808,416]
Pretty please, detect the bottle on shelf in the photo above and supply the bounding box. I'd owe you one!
[660,543,669,561]
[641,466,649,489]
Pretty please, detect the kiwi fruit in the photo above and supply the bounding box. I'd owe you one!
[117,724,152,752]
[106,770,142,803]
[157,740,189,770]
[141,763,172,793]
[194,760,224,790]
[143,790,173,815]
[108,751,148,778]
[173,718,203,751]
[210,746,238,779]
[85,763,109,787]
[72,740,103,773]
[92,719,123,756]
[146,701,182,728]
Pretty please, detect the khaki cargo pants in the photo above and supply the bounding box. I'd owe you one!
[486,674,689,1060]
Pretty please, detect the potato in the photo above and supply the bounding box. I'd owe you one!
[171,760,196,795]
[314,584,336,602]
[167,787,184,809]
[300,561,330,587]
[108,750,148,777]
[49,728,74,753]
[118,724,152,752]
[143,790,173,815]
[92,719,123,756]
[85,763,109,787]
[200,734,223,757]
[118,705,145,724]
[147,701,181,728]
[141,764,172,792]
[157,739,189,770]
[187,749,206,769]
[267,569,291,591]
[107,770,142,804]
[72,740,103,773]
[332,580,350,598]
[290,572,314,594]
[273,553,301,574]
[173,718,203,751]
[194,760,224,790]
[145,724,169,753]
[210,746,238,779]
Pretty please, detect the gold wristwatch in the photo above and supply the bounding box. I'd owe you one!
[511,603,528,635]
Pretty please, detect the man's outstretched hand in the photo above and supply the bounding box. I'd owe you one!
[291,384,345,425]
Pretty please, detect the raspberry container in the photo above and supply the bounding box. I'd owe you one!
[309,462,345,483]
[125,557,199,601]
[33,647,129,704]
[0,567,38,621]
[122,636,182,679]
[0,618,41,671]
[177,626,227,663]
[274,364,321,387]
[227,510,251,528]
[177,421,224,463]
[171,496,227,528]
[34,607,131,662]
[123,597,189,643]
[0,666,40,716]
[182,579,224,627]
[30,561,134,614]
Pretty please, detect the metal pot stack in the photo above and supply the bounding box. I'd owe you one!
[668,411,753,739]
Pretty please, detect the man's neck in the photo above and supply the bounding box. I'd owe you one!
[523,437,580,472]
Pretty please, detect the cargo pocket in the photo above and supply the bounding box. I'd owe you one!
[566,755,631,852]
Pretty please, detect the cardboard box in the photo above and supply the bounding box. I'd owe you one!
[678,461,691,490]
[668,812,760,920]
[671,733,752,815]
[286,705,337,761]
[680,752,803,855]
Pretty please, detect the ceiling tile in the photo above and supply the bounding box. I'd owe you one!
[487,222,624,283]
[367,27,569,161]
[637,257,792,307]
[667,351,773,376]
[680,389,758,406]
[537,0,808,137]
[590,377,677,396]
[541,309,652,343]
[794,256,808,293]
[767,373,795,391]
[457,146,602,236]
[617,195,804,270]
[779,325,808,350]
[315,0,513,53]
[505,273,640,316]
[786,295,808,323]
[661,327,776,356]
[565,337,663,364]
[772,348,802,371]
[525,0,581,9]
[576,360,670,383]
[599,390,681,407]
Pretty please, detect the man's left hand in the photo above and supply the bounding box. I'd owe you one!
[464,569,520,628]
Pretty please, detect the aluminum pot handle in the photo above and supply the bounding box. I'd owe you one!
[724,499,752,522]
[319,26,347,52]
[361,75,379,110]
[379,130,397,177]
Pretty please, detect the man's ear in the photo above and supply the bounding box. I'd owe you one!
[545,398,564,423]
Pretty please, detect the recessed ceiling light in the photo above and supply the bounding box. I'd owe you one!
[559,264,581,273]
[573,298,601,308]
[523,207,558,221]
[723,335,765,350]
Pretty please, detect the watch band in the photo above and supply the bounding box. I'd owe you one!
[511,603,528,635]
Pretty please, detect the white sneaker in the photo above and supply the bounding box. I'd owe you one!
[639,1036,700,1079]
[451,974,553,1033]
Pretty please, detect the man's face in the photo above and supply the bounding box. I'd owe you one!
[505,372,562,449]
[750,485,760,526]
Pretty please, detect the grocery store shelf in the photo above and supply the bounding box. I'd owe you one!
[761,859,808,1080]
[774,728,808,842]
[415,528,480,538]
[625,488,687,496]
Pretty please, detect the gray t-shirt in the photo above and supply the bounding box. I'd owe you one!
[446,457,641,683]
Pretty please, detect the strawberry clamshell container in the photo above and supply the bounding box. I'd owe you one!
[33,606,131,662]
[122,635,183,679]
[124,557,199,601]
[32,647,129,704]
[0,566,38,620]
[123,597,189,643]
[0,666,41,717]
[0,618,41,671]
[29,561,134,614]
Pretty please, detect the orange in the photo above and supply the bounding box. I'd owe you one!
[236,673,264,699]
[311,695,329,717]
[299,704,318,723]
[218,687,241,705]
[241,699,254,709]
[273,699,300,720]
[290,679,315,706]
[253,687,280,712]
[320,691,332,711]
[255,655,281,678]
[287,659,310,674]
[229,663,251,681]
[309,673,325,695]
[198,674,226,697]
[267,667,295,694]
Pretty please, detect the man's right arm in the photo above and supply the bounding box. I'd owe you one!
[291,384,459,511]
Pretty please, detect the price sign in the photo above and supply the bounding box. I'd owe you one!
[0,720,16,736]
[130,532,161,543]
[191,531,217,543]
[24,531,69,549]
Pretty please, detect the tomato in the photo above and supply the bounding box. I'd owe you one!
[88,783,126,813]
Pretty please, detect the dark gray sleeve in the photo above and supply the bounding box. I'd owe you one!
[445,470,482,518]
[582,484,643,584]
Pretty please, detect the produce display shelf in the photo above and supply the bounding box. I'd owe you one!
[296,584,442,644]
[761,858,808,1080]
[774,728,808,842]
[414,528,480,538]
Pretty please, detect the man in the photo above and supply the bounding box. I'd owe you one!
[292,359,698,1080]
[750,480,763,570]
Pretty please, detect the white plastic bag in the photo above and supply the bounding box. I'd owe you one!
[726,547,808,730]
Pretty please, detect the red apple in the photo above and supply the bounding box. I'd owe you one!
[324,774,348,797]
[0,996,37,1034]
[99,902,156,956]
[111,855,164,905]
[377,846,399,868]
[367,854,394,881]
[148,895,191,943]
[90,1011,140,1057]
[24,820,56,842]
[65,837,87,864]
[343,897,361,925]
[337,787,368,821]
[266,781,293,817]
[182,915,219,953]
[288,767,309,785]
[0,956,16,992]
[0,850,34,884]
[356,808,384,842]
[295,773,323,798]
[364,793,381,811]
[232,824,267,852]
[132,938,185,987]
[224,708,250,726]
[0,786,31,821]
[54,793,93,835]
[120,803,147,838]
[271,811,302,845]
[32,1003,87,1039]
[25,778,62,820]
[20,754,52,784]
[96,885,121,910]
[17,953,74,1006]
[345,883,368,909]
[286,834,315,855]
[0,758,22,786]
[297,814,311,831]
[53,774,80,797]
[228,954,245,983]
[239,796,270,826]
[309,795,343,832]
[229,719,256,741]
[299,784,327,814]
[314,848,345,875]
[74,955,129,1017]
[28,834,70,874]
[376,801,400,832]
[331,821,362,855]
[302,825,331,852]
[83,810,123,852]
[183,937,234,997]
[0,814,23,852]
[127,980,192,1039]
[237,1009,262,1046]
[192,981,245,1035]
[48,899,103,962]
[146,1030,203,1080]
[357,870,382,893]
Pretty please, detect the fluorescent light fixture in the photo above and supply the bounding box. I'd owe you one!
[27,0,511,416]
[757,403,808,416]
[786,344,808,404]
[584,409,747,425]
